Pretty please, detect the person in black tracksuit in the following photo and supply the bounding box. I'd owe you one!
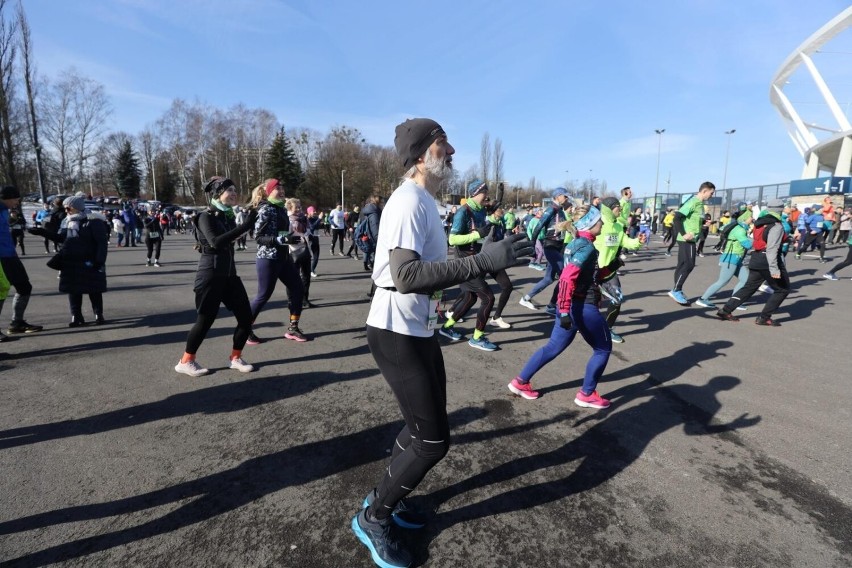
[143,211,164,267]
[174,177,257,377]
[306,206,322,276]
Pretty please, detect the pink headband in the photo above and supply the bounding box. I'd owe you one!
[265,179,280,196]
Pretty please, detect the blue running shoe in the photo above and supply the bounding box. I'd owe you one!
[694,298,716,309]
[468,336,497,351]
[363,489,428,529]
[668,290,689,306]
[544,305,557,316]
[438,326,462,341]
[351,509,412,568]
[610,330,624,343]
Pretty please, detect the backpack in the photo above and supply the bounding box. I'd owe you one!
[713,220,738,253]
[354,215,372,253]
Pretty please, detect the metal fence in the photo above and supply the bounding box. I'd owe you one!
[634,182,792,216]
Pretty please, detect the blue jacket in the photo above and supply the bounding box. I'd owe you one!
[0,201,16,257]
[796,213,810,232]
[807,213,825,233]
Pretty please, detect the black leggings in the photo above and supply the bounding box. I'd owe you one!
[798,232,825,258]
[293,253,312,301]
[366,325,450,521]
[309,237,320,273]
[490,269,512,319]
[331,229,345,253]
[673,241,697,291]
[829,245,852,275]
[449,275,494,331]
[11,230,24,255]
[146,238,162,260]
[69,292,103,318]
[184,276,253,354]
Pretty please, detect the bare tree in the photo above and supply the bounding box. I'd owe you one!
[139,128,161,199]
[0,0,18,186]
[69,71,111,189]
[16,0,43,198]
[492,136,503,188]
[479,132,490,184]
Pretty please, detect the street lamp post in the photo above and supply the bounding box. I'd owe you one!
[654,128,665,216]
[722,129,736,190]
[722,129,736,212]
[588,169,593,203]
[340,169,346,210]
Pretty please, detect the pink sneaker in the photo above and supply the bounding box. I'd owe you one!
[508,378,539,400]
[574,390,611,409]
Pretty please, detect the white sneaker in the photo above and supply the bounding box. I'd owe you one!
[519,297,537,310]
[175,359,209,377]
[229,357,254,373]
[311,272,318,277]
[490,317,511,329]
[446,311,463,323]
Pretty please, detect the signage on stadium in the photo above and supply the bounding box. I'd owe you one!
[789,176,850,196]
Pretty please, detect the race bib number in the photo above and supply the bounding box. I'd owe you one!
[815,222,823,229]
[427,291,443,330]
[604,234,620,247]
[149,233,161,239]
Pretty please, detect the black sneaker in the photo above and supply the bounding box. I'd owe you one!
[715,311,739,322]
[95,315,106,325]
[68,316,86,328]
[351,508,412,568]
[7,320,43,334]
[362,488,427,529]
[0,331,12,343]
[755,316,781,327]
[246,332,263,346]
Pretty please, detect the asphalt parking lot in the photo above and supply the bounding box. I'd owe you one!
[1,231,850,567]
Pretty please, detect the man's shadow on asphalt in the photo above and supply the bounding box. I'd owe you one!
[412,374,759,566]
[0,367,378,450]
[0,406,577,567]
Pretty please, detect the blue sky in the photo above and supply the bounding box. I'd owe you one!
[23,0,852,196]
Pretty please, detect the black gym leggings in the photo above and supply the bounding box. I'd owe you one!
[490,269,512,319]
[146,238,161,260]
[366,325,450,520]
[449,275,494,331]
[184,276,253,355]
[829,245,852,275]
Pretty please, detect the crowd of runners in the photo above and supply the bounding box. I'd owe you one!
[1,116,850,568]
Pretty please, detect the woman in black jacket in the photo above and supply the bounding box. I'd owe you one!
[31,195,109,326]
[174,177,257,377]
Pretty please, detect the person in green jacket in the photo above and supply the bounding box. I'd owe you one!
[525,209,546,270]
[596,197,645,343]
[695,208,753,308]
[503,209,517,233]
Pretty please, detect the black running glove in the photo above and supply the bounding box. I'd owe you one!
[559,313,572,330]
[474,233,534,273]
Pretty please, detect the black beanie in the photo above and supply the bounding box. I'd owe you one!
[203,176,235,198]
[0,185,21,200]
[394,118,445,168]
[601,196,620,210]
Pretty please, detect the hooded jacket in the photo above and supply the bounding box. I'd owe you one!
[360,202,382,243]
[750,213,786,275]
[593,204,642,281]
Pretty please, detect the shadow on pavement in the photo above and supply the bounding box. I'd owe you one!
[415,375,759,566]
[0,368,376,450]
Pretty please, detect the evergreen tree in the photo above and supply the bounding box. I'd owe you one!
[114,140,141,198]
[265,128,302,194]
